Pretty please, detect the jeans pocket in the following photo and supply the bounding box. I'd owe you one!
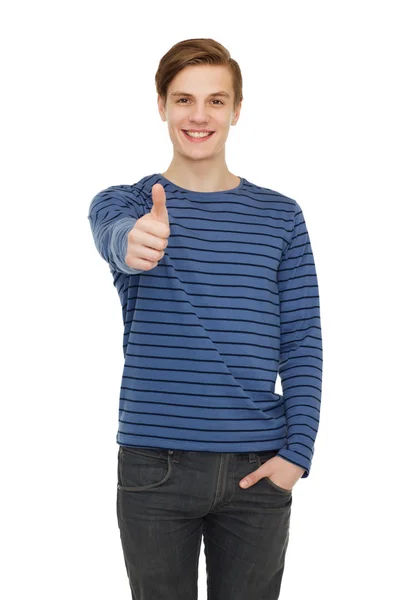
[256,453,292,495]
[117,446,173,492]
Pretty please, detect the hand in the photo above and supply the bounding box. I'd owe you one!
[125,183,170,271]
[239,455,305,491]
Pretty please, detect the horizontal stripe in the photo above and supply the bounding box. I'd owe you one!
[87,173,323,477]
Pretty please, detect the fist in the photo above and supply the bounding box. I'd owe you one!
[125,183,170,271]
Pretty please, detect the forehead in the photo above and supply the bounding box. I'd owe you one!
[169,64,233,96]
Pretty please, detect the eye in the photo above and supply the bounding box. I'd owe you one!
[177,98,224,105]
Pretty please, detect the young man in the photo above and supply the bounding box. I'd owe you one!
[88,38,323,600]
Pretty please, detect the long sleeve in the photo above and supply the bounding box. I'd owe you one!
[87,185,147,275]
[276,201,323,478]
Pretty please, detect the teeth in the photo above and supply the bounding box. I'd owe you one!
[185,131,212,138]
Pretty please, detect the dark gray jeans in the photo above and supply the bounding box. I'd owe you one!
[117,446,292,600]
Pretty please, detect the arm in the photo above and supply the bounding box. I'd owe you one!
[87,185,147,275]
[276,201,323,478]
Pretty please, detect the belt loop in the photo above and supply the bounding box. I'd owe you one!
[169,449,182,463]
[248,452,257,463]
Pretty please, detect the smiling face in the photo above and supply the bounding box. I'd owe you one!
[158,64,241,161]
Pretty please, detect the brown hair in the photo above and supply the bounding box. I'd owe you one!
[155,38,243,112]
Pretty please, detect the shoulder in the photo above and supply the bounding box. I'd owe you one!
[242,177,299,212]
[89,175,158,216]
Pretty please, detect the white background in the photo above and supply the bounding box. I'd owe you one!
[1,1,413,598]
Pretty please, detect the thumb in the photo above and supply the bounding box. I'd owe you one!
[240,466,266,488]
[150,183,169,225]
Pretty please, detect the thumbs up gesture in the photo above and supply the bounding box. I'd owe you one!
[125,183,170,271]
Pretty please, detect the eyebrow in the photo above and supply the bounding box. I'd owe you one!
[170,91,230,99]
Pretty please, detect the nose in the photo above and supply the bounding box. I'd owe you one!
[188,102,211,124]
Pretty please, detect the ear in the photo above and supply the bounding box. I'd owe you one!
[157,94,167,121]
[232,100,242,125]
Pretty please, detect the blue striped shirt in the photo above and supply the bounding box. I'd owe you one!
[87,173,323,478]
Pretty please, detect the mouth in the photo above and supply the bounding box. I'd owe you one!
[181,130,215,143]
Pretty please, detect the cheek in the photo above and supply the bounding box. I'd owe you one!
[214,120,231,132]
[168,124,181,138]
